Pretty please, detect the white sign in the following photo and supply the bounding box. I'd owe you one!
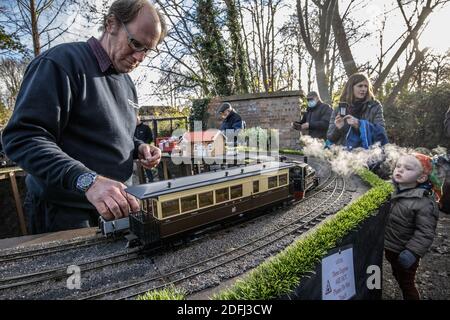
[321,247,356,300]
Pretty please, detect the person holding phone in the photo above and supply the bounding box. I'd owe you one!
[292,91,332,140]
[326,73,388,148]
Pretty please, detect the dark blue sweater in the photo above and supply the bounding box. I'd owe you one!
[2,41,141,208]
[219,110,243,131]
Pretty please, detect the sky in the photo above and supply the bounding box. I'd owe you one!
[348,1,450,60]
[4,0,450,106]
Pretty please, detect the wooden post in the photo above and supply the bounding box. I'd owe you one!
[136,161,146,184]
[153,119,158,140]
[9,171,27,235]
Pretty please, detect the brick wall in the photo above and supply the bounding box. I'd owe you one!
[205,91,305,149]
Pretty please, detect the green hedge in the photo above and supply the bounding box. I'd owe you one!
[279,148,304,156]
[138,169,393,300]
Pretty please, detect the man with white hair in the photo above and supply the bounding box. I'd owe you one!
[218,102,244,131]
[2,0,166,233]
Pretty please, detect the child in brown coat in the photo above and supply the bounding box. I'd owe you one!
[384,153,440,300]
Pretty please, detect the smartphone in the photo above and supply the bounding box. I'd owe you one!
[338,102,348,117]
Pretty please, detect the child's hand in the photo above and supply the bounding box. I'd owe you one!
[398,249,417,269]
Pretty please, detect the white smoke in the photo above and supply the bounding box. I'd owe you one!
[298,136,447,178]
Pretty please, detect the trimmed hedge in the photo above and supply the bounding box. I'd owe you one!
[279,148,304,156]
[138,169,393,300]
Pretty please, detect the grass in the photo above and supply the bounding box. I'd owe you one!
[137,286,186,300]
[138,169,393,300]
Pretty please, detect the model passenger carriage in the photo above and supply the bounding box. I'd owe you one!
[107,161,318,247]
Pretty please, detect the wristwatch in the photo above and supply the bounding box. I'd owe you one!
[76,172,98,193]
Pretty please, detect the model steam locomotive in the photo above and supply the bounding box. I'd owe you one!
[100,160,318,247]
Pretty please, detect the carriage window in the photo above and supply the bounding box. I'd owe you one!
[215,187,229,203]
[230,185,243,199]
[161,199,180,218]
[181,195,197,212]
[268,176,278,189]
[253,180,259,193]
[199,191,214,208]
[152,200,158,218]
[279,174,288,186]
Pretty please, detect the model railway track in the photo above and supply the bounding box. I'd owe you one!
[0,167,335,298]
[0,172,337,296]
[77,176,346,300]
[0,247,144,291]
[0,236,109,264]
[0,159,326,266]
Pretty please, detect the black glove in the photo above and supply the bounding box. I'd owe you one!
[398,249,417,269]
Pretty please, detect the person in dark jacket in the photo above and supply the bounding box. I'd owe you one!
[134,115,154,182]
[218,102,244,147]
[218,102,244,131]
[327,73,387,148]
[1,0,166,234]
[385,153,440,300]
[134,115,153,145]
[293,91,332,140]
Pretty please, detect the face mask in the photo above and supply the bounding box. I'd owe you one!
[307,100,317,108]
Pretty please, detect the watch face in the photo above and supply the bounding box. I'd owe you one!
[77,173,96,192]
[80,174,93,186]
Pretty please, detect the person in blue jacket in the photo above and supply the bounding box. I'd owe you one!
[326,73,388,150]
[218,102,244,132]
[218,102,244,147]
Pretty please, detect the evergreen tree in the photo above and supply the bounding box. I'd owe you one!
[0,26,26,54]
[195,0,232,96]
[224,0,250,94]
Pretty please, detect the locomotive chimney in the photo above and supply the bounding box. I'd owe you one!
[303,156,308,164]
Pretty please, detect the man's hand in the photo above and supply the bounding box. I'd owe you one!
[85,175,140,220]
[138,144,161,169]
[292,122,302,130]
[344,115,359,129]
[301,123,309,130]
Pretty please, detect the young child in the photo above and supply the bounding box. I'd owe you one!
[384,153,440,300]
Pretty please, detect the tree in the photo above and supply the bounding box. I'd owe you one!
[331,0,358,77]
[373,0,448,93]
[195,0,232,96]
[296,0,337,103]
[0,25,26,56]
[0,58,28,109]
[224,0,250,94]
[410,51,450,89]
[0,0,81,57]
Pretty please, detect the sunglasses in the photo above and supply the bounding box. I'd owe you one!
[120,20,159,56]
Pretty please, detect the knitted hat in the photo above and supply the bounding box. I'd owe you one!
[413,153,432,176]
[413,152,442,201]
